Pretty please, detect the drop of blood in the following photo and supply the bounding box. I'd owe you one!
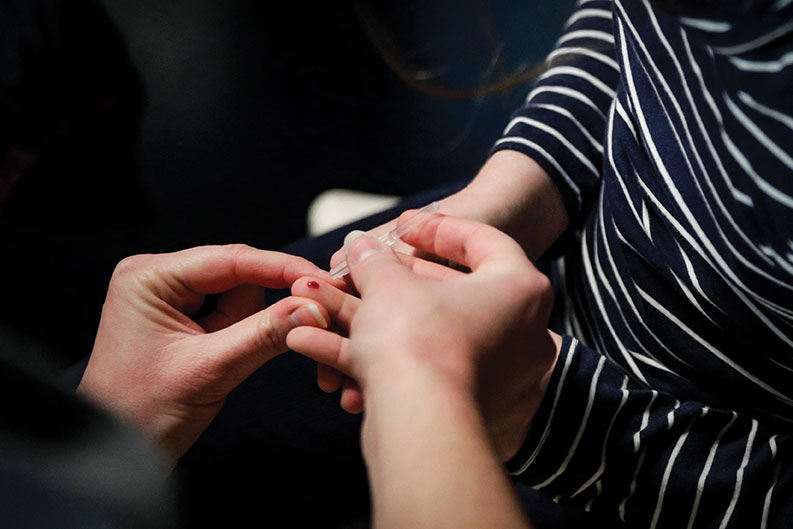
[307,280,320,289]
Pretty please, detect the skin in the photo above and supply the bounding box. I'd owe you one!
[288,215,562,528]
[77,244,335,466]
[320,150,569,454]
[329,149,569,267]
[72,149,566,524]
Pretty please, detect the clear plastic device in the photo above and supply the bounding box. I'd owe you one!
[329,201,440,279]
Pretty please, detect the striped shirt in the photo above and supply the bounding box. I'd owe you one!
[493,0,793,527]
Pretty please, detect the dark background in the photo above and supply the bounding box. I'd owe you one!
[0,1,579,527]
[0,0,575,370]
[0,0,573,367]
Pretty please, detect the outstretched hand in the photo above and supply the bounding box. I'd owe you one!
[289,214,561,460]
[77,244,332,465]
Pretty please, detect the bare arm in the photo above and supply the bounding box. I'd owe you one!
[329,149,569,269]
[364,360,532,529]
[439,149,569,260]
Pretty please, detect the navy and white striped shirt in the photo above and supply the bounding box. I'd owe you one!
[493,0,793,527]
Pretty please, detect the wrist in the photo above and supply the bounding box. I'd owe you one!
[363,353,474,402]
[359,356,482,464]
[447,150,568,259]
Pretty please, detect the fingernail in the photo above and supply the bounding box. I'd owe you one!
[343,230,384,266]
[290,303,328,328]
[343,230,366,247]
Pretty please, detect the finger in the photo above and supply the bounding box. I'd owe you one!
[340,377,364,414]
[328,219,397,270]
[126,245,334,312]
[200,296,330,387]
[397,214,529,275]
[343,231,411,296]
[329,247,346,270]
[197,284,266,332]
[286,326,354,377]
[317,363,344,393]
[291,276,360,331]
[394,252,467,281]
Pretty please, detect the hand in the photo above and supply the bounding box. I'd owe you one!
[77,244,331,465]
[289,214,561,460]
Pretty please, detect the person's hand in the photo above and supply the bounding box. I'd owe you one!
[77,244,332,466]
[327,150,569,274]
[289,214,562,460]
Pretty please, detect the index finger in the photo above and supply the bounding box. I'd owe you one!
[161,244,331,293]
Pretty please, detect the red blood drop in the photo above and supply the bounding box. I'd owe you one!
[306,280,320,289]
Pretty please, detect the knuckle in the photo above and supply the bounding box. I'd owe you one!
[113,254,148,276]
[223,243,254,256]
[110,254,155,289]
[254,312,287,354]
[509,268,554,312]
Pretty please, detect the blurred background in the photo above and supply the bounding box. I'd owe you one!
[1,0,577,526]
[0,0,573,376]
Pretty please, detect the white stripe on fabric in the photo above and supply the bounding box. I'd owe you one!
[511,339,578,475]
[725,94,793,171]
[729,50,793,72]
[686,411,738,529]
[718,419,759,529]
[547,46,621,71]
[620,15,793,335]
[527,86,608,120]
[635,167,793,358]
[761,437,780,529]
[676,241,729,318]
[565,7,613,28]
[650,418,697,529]
[534,356,607,489]
[572,378,630,499]
[581,227,649,382]
[636,285,793,404]
[558,29,616,46]
[538,65,618,99]
[505,117,600,177]
[722,131,793,211]
[530,103,605,152]
[671,270,721,327]
[638,0,793,286]
[711,18,793,55]
[634,390,659,453]
[679,17,732,33]
[644,5,786,276]
[738,91,793,131]
[678,29,755,208]
[620,448,648,521]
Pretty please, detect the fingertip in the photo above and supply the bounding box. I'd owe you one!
[344,231,387,268]
[340,379,364,414]
[292,275,346,296]
[317,363,343,393]
[289,302,329,329]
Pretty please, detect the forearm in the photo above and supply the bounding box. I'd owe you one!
[439,150,568,260]
[362,360,532,529]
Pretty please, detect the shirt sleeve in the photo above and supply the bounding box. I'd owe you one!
[507,335,792,529]
[491,0,619,241]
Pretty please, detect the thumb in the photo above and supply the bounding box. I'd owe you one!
[198,296,329,388]
[344,230,408,294]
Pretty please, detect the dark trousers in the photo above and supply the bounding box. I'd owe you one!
[154,180,626,529]
[175,183,463,529]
